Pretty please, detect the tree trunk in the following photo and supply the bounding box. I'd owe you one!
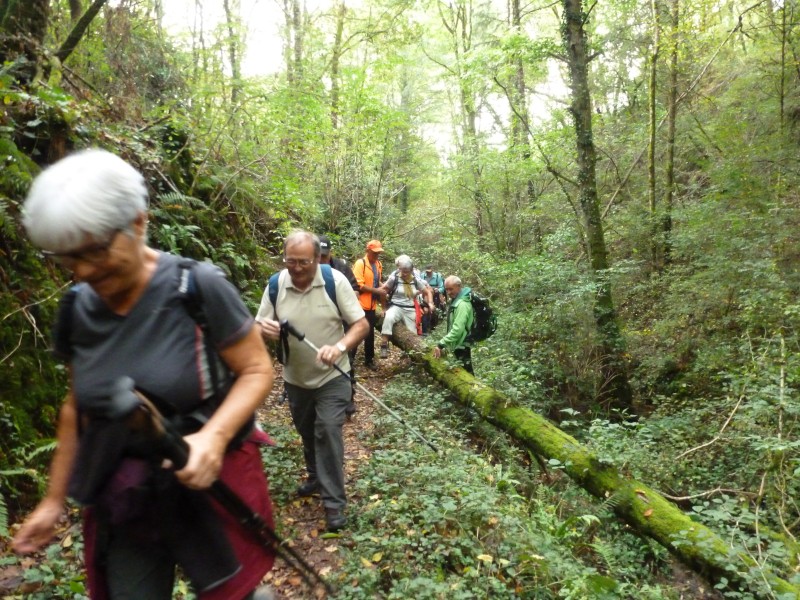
[390,325,800,598]
[662,0,679,265]
[561,0,633,412]
[329,0,346,129]
[54,0,108,65]
[69,0,82,22]
[440,0,486,240]
[292,0,303,80]
[222,0,242,105]
[648,0,660,270]
[509,0,540,253]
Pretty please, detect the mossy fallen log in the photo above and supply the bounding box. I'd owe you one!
[391,326,800,598]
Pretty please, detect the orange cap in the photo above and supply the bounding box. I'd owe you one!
[366,240,384,252]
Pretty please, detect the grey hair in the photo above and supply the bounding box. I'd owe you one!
[395,254,413,270]
[23,149,148,252]
[285,230,321,258]
[445,275,462,287]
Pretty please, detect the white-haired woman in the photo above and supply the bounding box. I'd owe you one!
[377,255,433,357]
[12,149,276,600]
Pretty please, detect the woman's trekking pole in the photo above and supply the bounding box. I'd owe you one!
[110,377,336,597]
[279,320,439,453]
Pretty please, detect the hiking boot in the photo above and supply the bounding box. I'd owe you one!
[364,361,377,370]
[296,478,319,497]
[380,344,389,359]
[325,507,347,532]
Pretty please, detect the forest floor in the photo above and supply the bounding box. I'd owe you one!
[0,340,723,600]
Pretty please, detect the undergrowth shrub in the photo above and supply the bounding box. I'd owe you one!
[582,328,800,590]
[336,377,677,599]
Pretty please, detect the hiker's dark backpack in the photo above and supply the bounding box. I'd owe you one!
[466,291,497,343]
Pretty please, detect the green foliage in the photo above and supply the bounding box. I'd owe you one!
[332,378,677,599]
[0,488,7,537]
[258,418,305,507]
[1,536,88,599]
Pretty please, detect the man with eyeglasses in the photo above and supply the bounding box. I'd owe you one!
[256,231,368,532]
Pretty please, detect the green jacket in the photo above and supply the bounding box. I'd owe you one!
[438,287,474,351]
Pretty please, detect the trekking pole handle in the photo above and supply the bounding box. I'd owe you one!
[280,319,306,344]
[280,319,350,378]
[159,420,191,470]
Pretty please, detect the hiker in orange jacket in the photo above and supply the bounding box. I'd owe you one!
[352,240,386,369]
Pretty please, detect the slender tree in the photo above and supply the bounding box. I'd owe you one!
[54,0,108,65]
[437,0,487,239]
[661,0,679,265]
[222,0,242,105]
[508,0,540,254]
[329,0,346,129]
[69,0,82,22]
[561,0,633,412]
[648,0,660,270]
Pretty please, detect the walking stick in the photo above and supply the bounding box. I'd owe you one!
[280,320,440,453]
[109,377,336,597]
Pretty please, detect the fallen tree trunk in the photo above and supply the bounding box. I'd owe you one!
[391,326,800,598]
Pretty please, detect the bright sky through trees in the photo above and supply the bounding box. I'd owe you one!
[161,0,284,76]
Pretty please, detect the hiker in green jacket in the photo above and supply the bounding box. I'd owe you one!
[433,275,474,374]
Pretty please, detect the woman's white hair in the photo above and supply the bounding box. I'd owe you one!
[395,254,413,270]
[23,149,148,251]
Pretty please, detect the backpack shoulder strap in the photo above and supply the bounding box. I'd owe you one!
[54,283,84,358]
[268,271,281,309]
[178,260,207,331]
[177,260,220,396]
[388,269,400,298]
[320,263,338,310]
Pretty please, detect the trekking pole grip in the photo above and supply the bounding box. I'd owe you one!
[280,319,305,342]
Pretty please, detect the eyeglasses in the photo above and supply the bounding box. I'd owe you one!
[42,229,122,268]
[283,257,315,267]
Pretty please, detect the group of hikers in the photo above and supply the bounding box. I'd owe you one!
[10,149,479,599]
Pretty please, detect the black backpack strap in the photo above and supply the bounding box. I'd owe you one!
[177,259,253,444]
[178,260,221,399]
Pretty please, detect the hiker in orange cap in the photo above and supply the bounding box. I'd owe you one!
[352,240,386,369]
